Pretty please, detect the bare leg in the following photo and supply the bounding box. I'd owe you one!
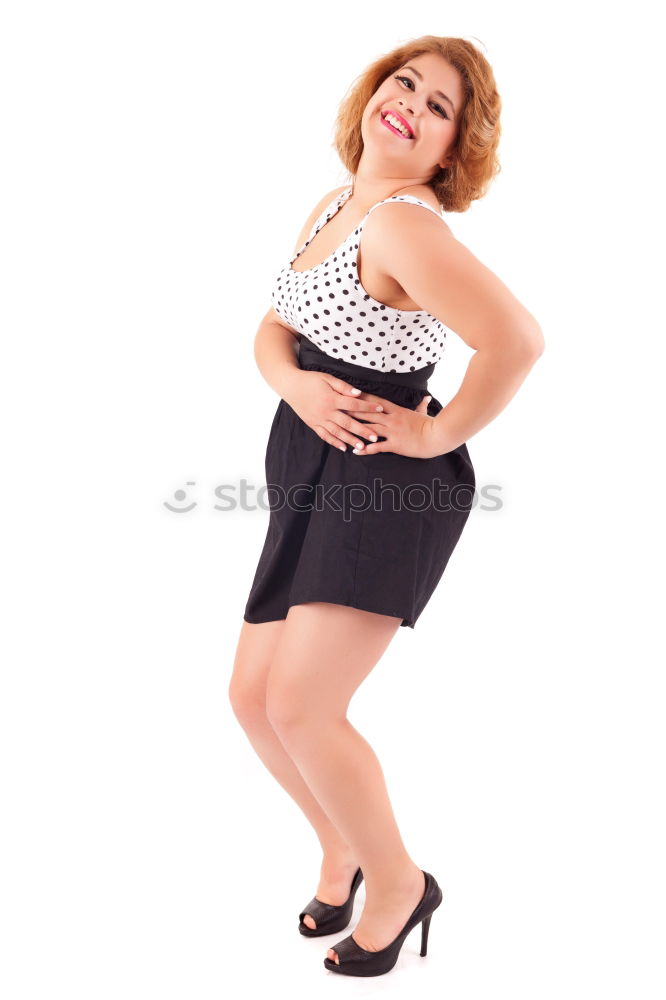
[228,619,361,926]
[266,603,427,964]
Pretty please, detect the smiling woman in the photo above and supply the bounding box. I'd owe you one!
[230,34,544,983]
[333,37,503,212]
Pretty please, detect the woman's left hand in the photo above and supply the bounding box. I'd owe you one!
[345,392,443,459]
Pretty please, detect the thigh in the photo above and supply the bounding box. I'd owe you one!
[265,603,401,727]
[228,618,286,713]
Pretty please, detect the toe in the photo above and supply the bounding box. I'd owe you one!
[303,914,317,930]
[327,948,339,965]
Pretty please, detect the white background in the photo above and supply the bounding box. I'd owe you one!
[1,1,664,997]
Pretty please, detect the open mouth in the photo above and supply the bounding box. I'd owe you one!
[381,110,414,140]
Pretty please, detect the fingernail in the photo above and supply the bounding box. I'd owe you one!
[376,405,384,412]
[369,435,377,442]
[350,388,361,394]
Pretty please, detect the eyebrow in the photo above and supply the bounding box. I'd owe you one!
[401,65,456,117]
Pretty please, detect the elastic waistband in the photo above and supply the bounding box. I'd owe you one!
[298,335,435,391]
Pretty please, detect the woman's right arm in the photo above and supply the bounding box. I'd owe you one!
[252,308,303,400]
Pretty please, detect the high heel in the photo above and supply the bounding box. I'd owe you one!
[298,866,364,937]
[323,870,443,977]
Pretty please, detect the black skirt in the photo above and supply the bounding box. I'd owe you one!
[243,335,475,629]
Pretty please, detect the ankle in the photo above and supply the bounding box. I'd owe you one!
[320,846,358,870]
[363,860,423,896]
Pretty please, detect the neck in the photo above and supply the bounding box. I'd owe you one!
[349,159,433,207]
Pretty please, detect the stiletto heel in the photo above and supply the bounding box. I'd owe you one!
[420,913,432,957]
[323,869,443,977]
[298,866,364,937]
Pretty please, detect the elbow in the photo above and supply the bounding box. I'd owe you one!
[479,319,545,364]
[486,326,544,375]
[516,324,545,363]
[530,325,546,358]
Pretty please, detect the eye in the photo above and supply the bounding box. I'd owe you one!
[393,74,449,120]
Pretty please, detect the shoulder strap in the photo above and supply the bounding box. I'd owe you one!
[307,187,353,240]
[366,194,443,221]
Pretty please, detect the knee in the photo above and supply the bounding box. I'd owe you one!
[265,683,310,742]
[227,675,268,731]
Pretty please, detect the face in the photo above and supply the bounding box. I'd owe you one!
[360,52,464,178]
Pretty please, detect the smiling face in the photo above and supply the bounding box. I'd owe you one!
[360,51,465,180]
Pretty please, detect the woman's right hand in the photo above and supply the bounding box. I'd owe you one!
[281,369,387,452]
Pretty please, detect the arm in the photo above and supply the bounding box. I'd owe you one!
[253,308,303,400]
[364,203,545,452]
[432,331,542,453]
[253,184,350,400]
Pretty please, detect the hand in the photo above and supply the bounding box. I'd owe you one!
[282,369,394,452]
[346,391,445,459]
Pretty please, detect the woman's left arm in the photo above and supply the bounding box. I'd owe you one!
[363,204,545,454]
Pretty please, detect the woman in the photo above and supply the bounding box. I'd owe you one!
[229,36,544,977]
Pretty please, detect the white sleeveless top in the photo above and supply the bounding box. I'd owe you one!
[270,186,449,374]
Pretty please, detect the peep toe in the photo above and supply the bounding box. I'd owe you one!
[298,866,364,937]
[323,869,443,977]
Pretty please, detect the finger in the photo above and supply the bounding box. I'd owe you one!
[322,420,378,450]
[338,400,388,415]
[336,406,390,418]
[350,425,389,453]
[314,425,352,452]
[352,391,389,409]
[348,414,389,433]
[325,376,363,397]
[333,389,388,411]
[335,414,389,442]
[352,423,384,442]
[351,438,388,455]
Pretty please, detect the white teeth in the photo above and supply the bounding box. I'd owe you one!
[383,113,412,138]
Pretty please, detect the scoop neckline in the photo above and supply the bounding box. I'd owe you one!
[289,186,442,276]
[284,186,446,318]
[288,187,358,274]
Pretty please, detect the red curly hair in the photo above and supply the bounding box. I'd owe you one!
[333,35,502,213]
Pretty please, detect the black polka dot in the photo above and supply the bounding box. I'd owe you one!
[270,186,447,374]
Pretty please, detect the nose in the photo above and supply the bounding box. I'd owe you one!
[397,101,416,128]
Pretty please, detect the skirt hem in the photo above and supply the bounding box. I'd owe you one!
[244,597,415,629]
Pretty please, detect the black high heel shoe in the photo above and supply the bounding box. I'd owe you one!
[298,866,364,937]
[323,869,443,977]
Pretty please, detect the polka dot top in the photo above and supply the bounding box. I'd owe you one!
[271,186,449,374]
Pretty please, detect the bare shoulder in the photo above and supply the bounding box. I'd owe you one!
[291,183,350,254]
[305,183,350,221]
[372,183,454,237]
[364,190,543,353]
